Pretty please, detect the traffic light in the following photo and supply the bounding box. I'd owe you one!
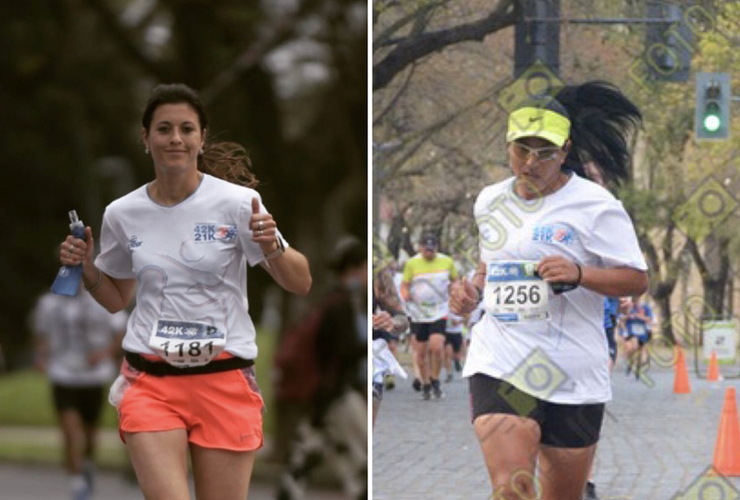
[514,0,560,78]
[695,72,730,141]
[645,4,694,82]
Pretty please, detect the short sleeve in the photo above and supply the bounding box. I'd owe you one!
[402,261,413,282]
[449,258,459,279]
[584,200,648,271]
[95,208,136,279]
[30,295,52,338]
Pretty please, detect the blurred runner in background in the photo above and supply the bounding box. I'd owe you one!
[31,287,128,500]
[401,233,458,400]
[276,236,367,500]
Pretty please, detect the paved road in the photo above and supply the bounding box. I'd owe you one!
[0,461,346,500]
[373,347,740,500]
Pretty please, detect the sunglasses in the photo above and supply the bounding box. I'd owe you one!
[510,142,563,162]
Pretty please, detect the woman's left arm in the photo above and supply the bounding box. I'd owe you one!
[537,256,647,297]
[259,247,312,295]
[579,265,647,297]
[249,197,311,295]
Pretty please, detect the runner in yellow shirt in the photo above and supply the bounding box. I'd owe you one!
[400,234,458,400]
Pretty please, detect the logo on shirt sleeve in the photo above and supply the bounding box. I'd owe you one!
[127,236,143,250]
[193,223,238,243]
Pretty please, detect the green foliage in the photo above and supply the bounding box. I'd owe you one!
[619,186,672,230]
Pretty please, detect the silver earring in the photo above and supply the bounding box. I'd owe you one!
[199,148,205,155]
[144,147,149,154]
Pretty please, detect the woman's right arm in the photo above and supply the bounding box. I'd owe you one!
[374,271,409,333]
[450,261,486,315]
[82,266,136,313]
[62,226,136,314]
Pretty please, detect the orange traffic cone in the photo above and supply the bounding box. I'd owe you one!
[708,350,721,382]
[673,346,691,394]
[713,387,740,476]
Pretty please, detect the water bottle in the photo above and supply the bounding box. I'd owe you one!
[51,210,85,296]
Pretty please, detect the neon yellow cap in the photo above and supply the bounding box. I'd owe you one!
[506,107,571,147]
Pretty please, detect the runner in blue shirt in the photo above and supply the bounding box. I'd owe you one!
[622,295,654,379]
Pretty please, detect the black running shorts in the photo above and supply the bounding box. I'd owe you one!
[469,373,605,448]
[52,384,105,425]
[444,332,464,353]
[410,319,447,342]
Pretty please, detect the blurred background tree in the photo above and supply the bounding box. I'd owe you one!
[0,0,367,369]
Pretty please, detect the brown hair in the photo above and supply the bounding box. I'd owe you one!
[142,83,258,188]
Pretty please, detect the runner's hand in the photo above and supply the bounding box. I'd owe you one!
[450,277,480,315]
[250,198,279,253]
[536,255,581,285]
[60,227,94,267]
[373,311,394,331]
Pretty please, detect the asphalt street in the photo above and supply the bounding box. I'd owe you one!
[372,347,740,500]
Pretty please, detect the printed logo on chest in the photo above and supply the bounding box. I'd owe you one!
[193,223,237,243]
[531,223,576,245]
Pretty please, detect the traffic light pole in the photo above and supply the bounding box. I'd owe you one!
[517,2,701,82]
[522,17,673,24]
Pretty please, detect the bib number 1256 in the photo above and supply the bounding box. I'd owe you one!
[484,261,549,323]
[490,283,542,306]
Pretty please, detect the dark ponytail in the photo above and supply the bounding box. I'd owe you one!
[554,81,642,184]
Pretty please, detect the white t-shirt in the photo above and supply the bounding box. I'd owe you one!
[462,174,647,404]
[32,292,128,386]
[95,174,288,361]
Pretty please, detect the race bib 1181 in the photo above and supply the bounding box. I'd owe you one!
[148,319,227,367]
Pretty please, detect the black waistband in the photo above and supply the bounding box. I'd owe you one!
[124,351,254,377]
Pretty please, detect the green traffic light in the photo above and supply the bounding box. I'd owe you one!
[704,114,721,132]
[703,101,722,132]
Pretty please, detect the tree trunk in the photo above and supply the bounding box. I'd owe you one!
[688,235,731,321]
[637,221,685,345]
[656,294,674,345]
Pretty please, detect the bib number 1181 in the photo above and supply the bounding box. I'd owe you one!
[160,340,215,358]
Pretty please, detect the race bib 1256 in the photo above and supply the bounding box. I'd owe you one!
[484,261,549,323]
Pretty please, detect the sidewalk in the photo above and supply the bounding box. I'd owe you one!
[372,349,740,500]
